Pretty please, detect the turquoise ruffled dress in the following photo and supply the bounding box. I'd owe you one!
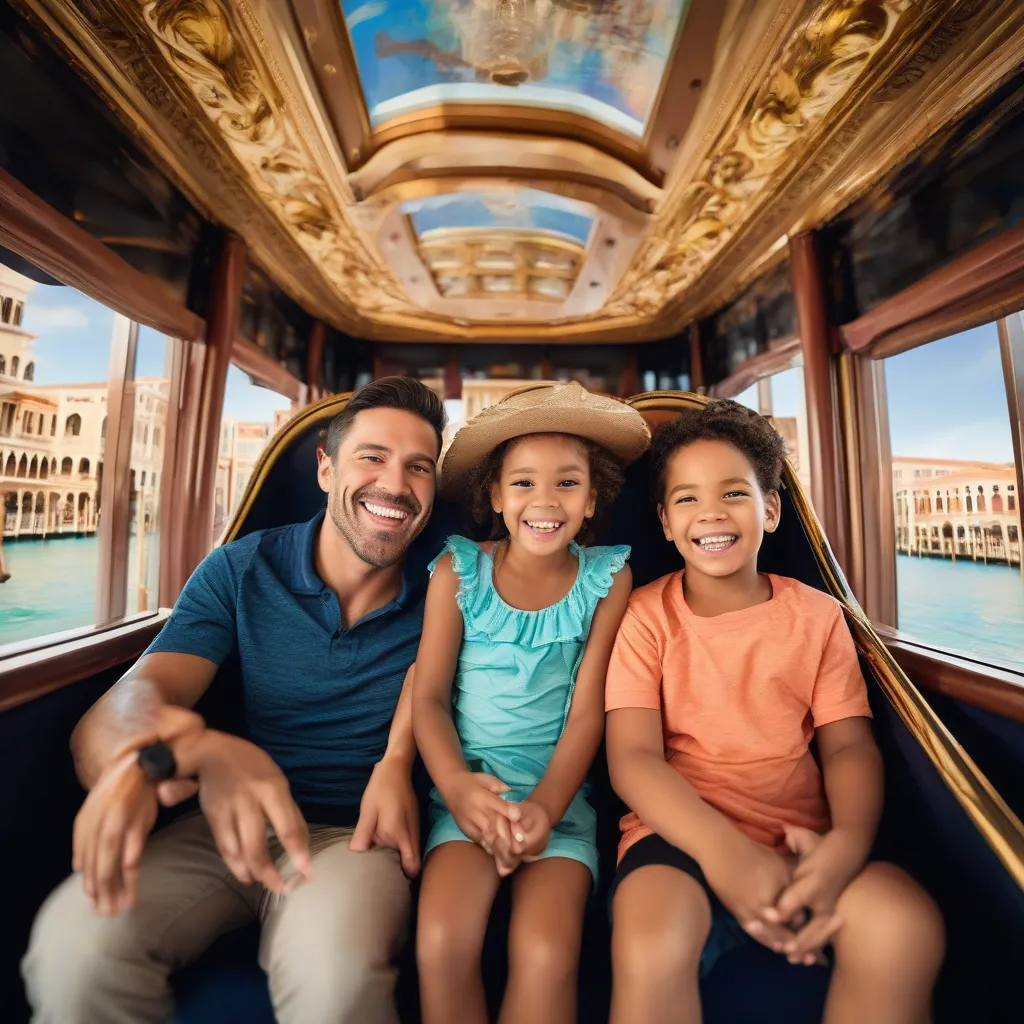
[424,535,630,883]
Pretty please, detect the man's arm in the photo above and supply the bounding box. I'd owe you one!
[71,652,217,790]
[348,664,422,875]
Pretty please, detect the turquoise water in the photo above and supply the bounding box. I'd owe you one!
[0,533,161,647]
[895,554,1024,669]
[2,540,1023,671]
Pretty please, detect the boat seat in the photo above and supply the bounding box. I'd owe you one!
[2,390,1001,1022]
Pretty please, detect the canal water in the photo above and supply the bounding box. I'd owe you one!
[0,533,161,647]
[2,539,1023,671]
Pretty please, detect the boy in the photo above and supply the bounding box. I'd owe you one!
[604,400,944,1024]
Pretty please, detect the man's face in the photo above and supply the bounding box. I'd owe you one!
[317,407,438,569]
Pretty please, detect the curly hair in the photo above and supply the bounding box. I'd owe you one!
[467,432,625,544]
[648,399,788,503]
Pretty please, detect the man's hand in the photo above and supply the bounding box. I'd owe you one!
[761,825,863,965]
[701,833,799,953]
[183,731,314,893]
[349,757,421,877]
[72,706,203,915]
[441,771,521,846]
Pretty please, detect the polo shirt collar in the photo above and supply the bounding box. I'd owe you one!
[285,509,418,607]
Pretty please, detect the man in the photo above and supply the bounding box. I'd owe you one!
[22,377,451,1024]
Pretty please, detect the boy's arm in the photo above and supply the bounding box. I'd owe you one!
[769,715,882,932]
[519,566,632,852]
[411,557,519,842]
[607,706,796,951]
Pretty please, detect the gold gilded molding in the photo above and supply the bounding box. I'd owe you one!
[138,0,415,319]
[605,0,913,320]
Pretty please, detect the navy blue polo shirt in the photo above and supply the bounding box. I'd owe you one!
[147,510,442,823]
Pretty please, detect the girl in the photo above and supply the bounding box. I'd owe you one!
[412,382,649,1024]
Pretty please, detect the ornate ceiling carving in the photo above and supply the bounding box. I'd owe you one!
[11,0,1024,341]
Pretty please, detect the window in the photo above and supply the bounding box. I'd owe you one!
[212,364,296,546]
[0,355,5,375]
[0,257,116,648]
[733,364,812,494]
[883,321,1023,670]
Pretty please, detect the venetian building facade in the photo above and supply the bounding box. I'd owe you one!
[893,457,1021,567]
[0,266,170,540]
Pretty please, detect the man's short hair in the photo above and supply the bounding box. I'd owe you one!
[648,399,788,503]
[322,377,447,459]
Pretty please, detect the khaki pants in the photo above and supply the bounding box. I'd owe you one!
[21,812,411,1024]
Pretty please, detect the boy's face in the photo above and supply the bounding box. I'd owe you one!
[658,438,780,578]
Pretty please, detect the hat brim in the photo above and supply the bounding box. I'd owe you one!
[439,391,650,500]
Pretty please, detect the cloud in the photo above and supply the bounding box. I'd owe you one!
[24,305,90,331]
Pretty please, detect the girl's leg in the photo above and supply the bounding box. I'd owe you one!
[416,842,501,1024]
[825,862,945,1024]
[499,857,591,1024]
[610,865,712,1024]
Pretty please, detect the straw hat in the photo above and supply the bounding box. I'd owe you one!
[439,382,651,499]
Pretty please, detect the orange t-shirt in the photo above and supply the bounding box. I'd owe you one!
[605,571,872,860]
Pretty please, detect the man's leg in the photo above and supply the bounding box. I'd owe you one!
[260,826,412,1024]
[22,812,260,1024]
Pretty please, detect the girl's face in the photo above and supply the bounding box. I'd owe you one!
[491,433,597,554]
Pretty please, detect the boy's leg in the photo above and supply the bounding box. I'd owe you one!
[825,862,945,1024]
[501,857,591,1024]
[610,864,712,1024]
[259,825,411,1024]
[22,811,260,1024]
[416,841,501,1024]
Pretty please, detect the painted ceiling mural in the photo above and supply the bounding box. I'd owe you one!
[341,0,690,137]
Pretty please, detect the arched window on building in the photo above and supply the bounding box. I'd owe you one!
[992,486,1003,513]
[966,488,973,513]
[24,362,34,381]
[11,356,19,377]
[101,416,107,440]
[977,486,986,512]
[17,454,27,478]
[0,355,5,375]
[935,491,943,513]
[40,457,48,479]
[50,415,56,436]
[79,458,90,477]
[65,413,82,437]
[28,456,38,479]
[61,457,73,477]
[23,412,33,435]
[13,302,23,327]
[1010,486,1016,513]
[4,453,14,476]
[0,297,11,323]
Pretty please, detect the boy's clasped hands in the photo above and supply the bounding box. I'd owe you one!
[440,769,548,876]
[708,823,868,967]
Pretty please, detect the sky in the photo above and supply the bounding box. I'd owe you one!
[10,266,292,423]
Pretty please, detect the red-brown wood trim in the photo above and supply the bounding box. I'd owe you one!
[876,626,1024,723]
[841,220,1024,358]
[307,321,326,395]
[0,167,204,343]
[791,231,848,573]
[187,235,246,579]
[710,335,801,399]
[0,611,169,713]
[689,322,705,394]
[232,336,306,403]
